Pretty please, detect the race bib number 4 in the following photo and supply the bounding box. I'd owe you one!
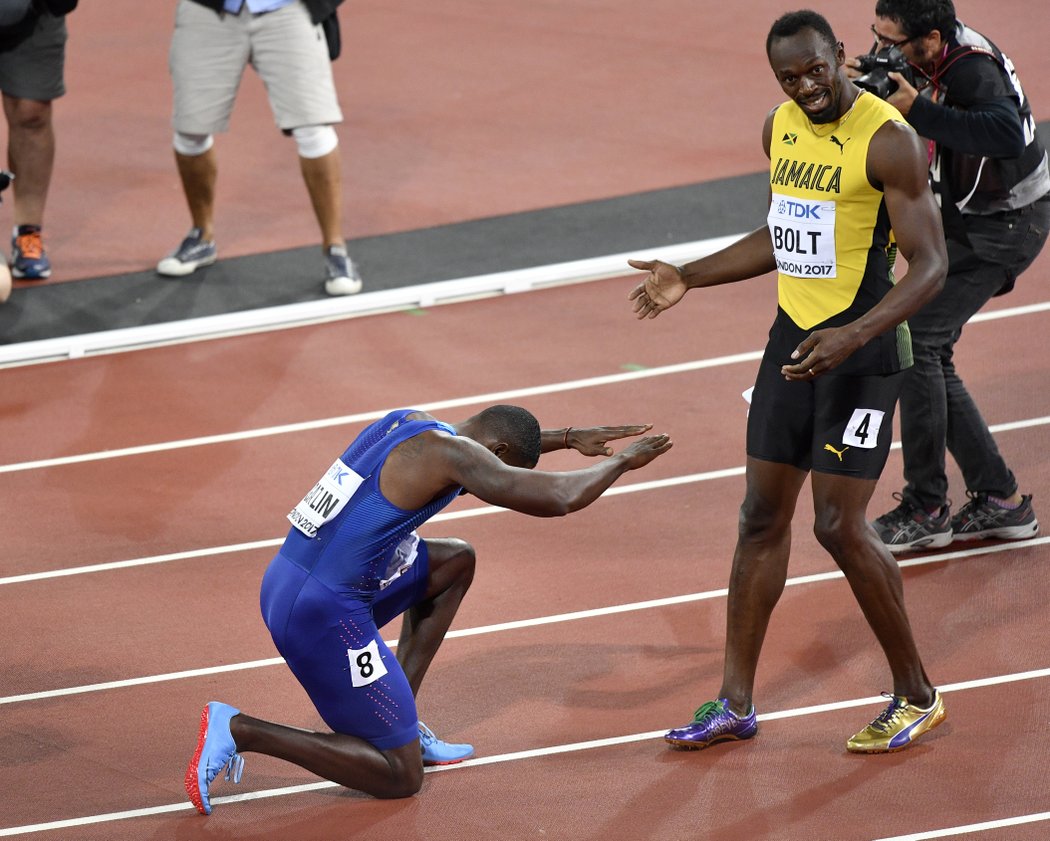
[347,639,389,688]
[768,192,837,278]
[843,408,885,449]
[287,458,364,538]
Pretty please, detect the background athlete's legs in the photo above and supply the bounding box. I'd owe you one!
[810,472,934,706]
[719,457,807,715]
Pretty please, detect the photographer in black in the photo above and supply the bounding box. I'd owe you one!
[846,0,1048,552]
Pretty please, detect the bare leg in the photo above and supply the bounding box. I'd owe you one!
[229,716,423,799]
[299,148,343,249]
[719,458,808,714]
[397,538,476,696]
[3,95,55,229]
[174,148,217,241]
[811,472,935,706]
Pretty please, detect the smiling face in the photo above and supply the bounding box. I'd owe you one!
[768,28,850,125]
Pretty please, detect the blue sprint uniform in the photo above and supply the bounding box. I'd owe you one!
[260,410,460,750]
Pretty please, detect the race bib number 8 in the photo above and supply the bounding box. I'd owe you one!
[288,458,364,538]
[347,639,389,688]
[843,408,885,449]
[768,192,837,278]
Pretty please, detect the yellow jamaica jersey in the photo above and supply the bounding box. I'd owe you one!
[768,92,905,330]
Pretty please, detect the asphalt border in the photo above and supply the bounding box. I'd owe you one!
[0,171,769,348]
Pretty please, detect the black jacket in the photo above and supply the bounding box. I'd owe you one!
[0,0,77,50]
[906,21,1049,223]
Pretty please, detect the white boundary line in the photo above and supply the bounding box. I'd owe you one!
[2,666,1048,837]
[873,810,1050,839]
[3,536,1046,707]
[0,236,744,367]
[872,811,1050,840]
[3,235,1047,369]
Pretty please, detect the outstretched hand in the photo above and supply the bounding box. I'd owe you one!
[568,424,653,456]
[619,434,673,468]
[627,259,687,319]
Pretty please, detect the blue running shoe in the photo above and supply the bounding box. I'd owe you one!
[184,702,244,815]
[418,721,474,766]
[324,245,363,296]
[157,227,217,277]
[11,226,50,279]
[664,698,758,750]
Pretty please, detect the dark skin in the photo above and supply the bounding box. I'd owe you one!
[626,29,947,716]
[628,36,945,379]
[229,417,671,799]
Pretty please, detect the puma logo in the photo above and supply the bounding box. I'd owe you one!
[824,443,849,461]
[830,135,851,154]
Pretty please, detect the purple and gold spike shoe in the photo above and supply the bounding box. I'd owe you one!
[664,698,758,750]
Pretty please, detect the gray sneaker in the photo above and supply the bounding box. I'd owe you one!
[157,228,217,277]
[872,493,953,553]
[324,245,363,296]
[951,492,1039,542]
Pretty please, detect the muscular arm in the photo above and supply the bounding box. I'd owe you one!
[855,120,948,336]
[627,110,779,319]
[907,94,1025,158]
[421,433,672,517]
[781,120,947,378]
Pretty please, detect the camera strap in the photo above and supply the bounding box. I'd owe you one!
[929,44,997,99]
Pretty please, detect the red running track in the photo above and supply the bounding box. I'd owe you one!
[2,0,1049,836]
[1,261,1049,839]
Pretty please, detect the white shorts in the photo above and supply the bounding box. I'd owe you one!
[169,0,342,134]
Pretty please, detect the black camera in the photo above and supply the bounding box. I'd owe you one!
[853,45,915,99]
[0,169,12,203]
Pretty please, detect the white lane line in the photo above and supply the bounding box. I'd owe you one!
[2,667,1048,837]
[3,288,1048,475]
[3,536,1046,707]
[5,414,1049,587]
[0,352,762,474]
[872,811,1050,840]
[0,466,744,586]
[0,539,287,586]
[968,300,1050,323]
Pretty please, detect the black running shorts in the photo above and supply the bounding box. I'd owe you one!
[746,324,906,479]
